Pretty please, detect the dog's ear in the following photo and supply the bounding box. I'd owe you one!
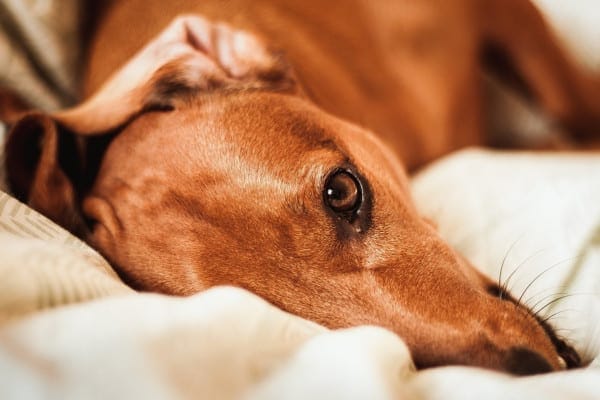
[56,14,298,134]
[4,15,297,235]
[3,52,197,235]
[5,113,90,234]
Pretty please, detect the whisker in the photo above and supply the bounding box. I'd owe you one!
[533,292,596,316]
[541,308,577,325]
[523,285,570,309]
[497,236,526,299]
[502,247,547,297]
[534,294,577,316]
[528,290,569,312]
[516,256,580,306]
[553,328,575,334]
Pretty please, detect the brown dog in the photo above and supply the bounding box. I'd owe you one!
[5,0,600,374]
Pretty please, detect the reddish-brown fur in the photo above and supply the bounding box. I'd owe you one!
[5,0,599,373]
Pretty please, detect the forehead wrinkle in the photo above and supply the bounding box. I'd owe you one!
[179,93,354,209]
[204,108,346,181]
[287,116,341,151]
[185,122,299,203]
[207,90,343,151]
[187,141,345,221]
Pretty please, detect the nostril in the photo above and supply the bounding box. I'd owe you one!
[505,347,554,375]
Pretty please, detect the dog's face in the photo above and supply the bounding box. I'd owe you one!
[6,90,578,374]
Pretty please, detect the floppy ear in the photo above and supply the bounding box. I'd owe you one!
[5,113,88,234]
[55,15,298,134]
[4,15,297,235]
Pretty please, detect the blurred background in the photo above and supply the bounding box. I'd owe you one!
[0,0,598,113]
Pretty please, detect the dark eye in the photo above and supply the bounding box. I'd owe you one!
[324,170,362,215]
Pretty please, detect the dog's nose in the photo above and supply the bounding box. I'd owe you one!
[505,347,554,375]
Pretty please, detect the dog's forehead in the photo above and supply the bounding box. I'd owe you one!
[200,92,345,147]
[169,92,354,171]
[162,91,413,195]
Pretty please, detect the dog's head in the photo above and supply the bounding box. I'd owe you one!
[4,16,579,374]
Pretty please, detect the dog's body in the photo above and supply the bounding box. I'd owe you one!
[85,0,489,170]
[5,0,599,374]
[84,0,600,169]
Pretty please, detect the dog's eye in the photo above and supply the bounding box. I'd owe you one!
[324,170,362,215]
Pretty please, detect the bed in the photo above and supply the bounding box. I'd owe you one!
[1,1,599,398]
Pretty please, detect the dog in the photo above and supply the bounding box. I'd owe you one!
[4,0,599,374]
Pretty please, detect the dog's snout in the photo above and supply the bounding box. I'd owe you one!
[505,347,554,375]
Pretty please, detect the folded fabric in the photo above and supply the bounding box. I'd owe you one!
[0,287,412,400]
[2,286,600,400]
[0,191,131,324]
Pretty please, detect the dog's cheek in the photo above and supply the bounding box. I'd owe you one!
[81,196,121,254]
